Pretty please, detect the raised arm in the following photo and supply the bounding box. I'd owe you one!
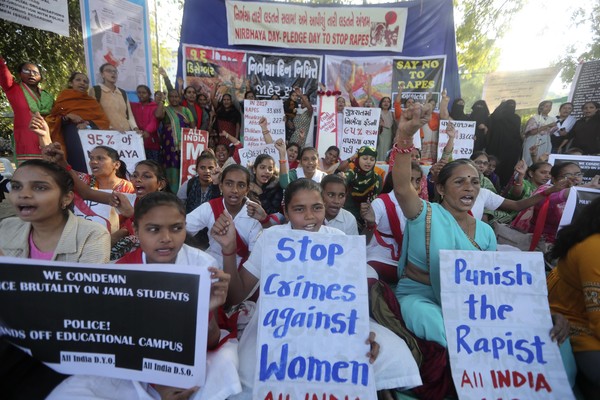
[439,89,450,120]
[158,67,174,93]
[259,116,273,144]
[392,103,433,219]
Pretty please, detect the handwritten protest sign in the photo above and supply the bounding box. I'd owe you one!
[558,187,600,230]
[254,229,376,399]
[0,257,211,388]
[339,107,381,160]
[243,100,285,150]
[78,130,146,175]
[316,95,338,158]
[392,56,446,108]
[437,120,476,161]
[548,154,600,185]
[440,250,574,400]
[238,144,280,168]
[180,128,209,185]
[226,0,408,52]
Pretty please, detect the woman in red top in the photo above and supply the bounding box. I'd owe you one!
[131,85,160,163]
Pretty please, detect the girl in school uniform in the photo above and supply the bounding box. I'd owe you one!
[47,192,242,400]
[277,140,326,188]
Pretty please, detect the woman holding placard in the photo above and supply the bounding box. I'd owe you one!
[549,197,600,396]
[391,103,498,347]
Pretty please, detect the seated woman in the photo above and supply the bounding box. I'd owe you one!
[548,197,600,396]
[286,142,301,170]
[469,151,497,193]
[343,145,382,228]
[278,142,326,188]
[247,153,283,227]
[319,145,341,174]
[512,161,600,247]
[46,72,110,171]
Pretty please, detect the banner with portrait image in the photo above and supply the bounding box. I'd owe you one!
[440,250,574,400]
[226,0,407,52]
[325,55,392,106]
[254,229,376,399]
[180,128,209,185]
[80,0,153,99]
[182,44,322,105]
[391,56,446,109]
[558,187,600,230]
[548,154,600,185]
[0,257,211,388]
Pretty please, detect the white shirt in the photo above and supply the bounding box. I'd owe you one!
[367,193,407,265]
[471,188,505,220]
[186,199,262,267]
[325,208,359,235]
[141,243,220,269]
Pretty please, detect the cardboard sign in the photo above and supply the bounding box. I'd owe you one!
[238,144,281,168]
[437,119,476,161]
[558,187,600,230]
[440,250,574,400]
[253,229,376,399]
[78,130,146,175]
[0,257,211,388]
[180,128,209,185]
[243,100,286,150]
[339,107,381,160]
[548,154,600,185]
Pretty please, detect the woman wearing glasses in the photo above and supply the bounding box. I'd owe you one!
[512,162,600,245]
[0,56,54,163]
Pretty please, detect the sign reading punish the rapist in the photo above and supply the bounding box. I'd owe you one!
[254,230,376,399]
[440,251,574,400]
[0,257,211,388]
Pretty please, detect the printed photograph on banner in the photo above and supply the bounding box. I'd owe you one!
[439,250,574,400]
[226,0,408,52]
[568,60,600,119]
[437,120,476,161]
[558,187,600,230]
[391,56,446,108]
[325,55,392,106]
[243,100,285,149]
[78,130,146,175]
[183,44,247,102]
[180,128,209,185]
[548,154,600,184]
[253,230,376,399]
[246,52,321,105]
[80,0,153,95]
[340,107,381,160]
[0,257,211,388]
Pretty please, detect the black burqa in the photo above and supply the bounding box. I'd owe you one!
[449,98,467,120]
[469,100,490,152]
[486,100,522,187]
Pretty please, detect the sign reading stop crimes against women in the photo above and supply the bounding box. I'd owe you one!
[340,107,381,161]
[439,251,574,400]
[180,128,209,185]
[254,229,376,399]
[243,100,285,150]
[0,257,211,388]
[78,130,146,175]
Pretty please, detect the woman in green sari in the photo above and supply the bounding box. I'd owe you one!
[155,89,194,192]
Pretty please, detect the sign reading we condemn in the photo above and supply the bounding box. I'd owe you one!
[0,257,211,388]
[440,250,574,400]
[254,229,376,399]
[226,0,408,52]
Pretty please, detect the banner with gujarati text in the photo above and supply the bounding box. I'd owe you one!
[226,0,407,52]
[243,100,285,150]
[436,120,476,161]
[340,107,380,160]
[0,257,211,388]
[253,229,376,399]
[440,250,574,400]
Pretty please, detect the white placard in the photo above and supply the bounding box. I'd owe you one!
[238,144,281,168]
[243,100,285,149]
[437,119,476,161]
[78,130,146,175]
[339,107,381,160]
[316,96,338,158]
[0,0,69,36]
[253,229,376,399]
[440,250,574,400]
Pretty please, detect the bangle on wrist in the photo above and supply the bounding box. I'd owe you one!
[65,164,73,172]
[259,214,271,225]
[392,143,415,154]
[279,159,287,164]
[222,248,237,256]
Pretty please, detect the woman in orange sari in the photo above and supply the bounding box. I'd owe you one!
[46,72,110,171]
